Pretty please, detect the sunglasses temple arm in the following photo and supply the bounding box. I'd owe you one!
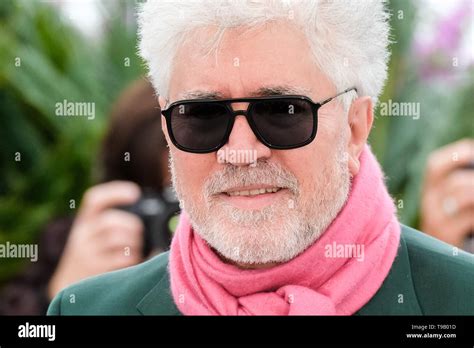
[319,87,358,106]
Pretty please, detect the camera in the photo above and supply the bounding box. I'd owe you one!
[117,187,180,256]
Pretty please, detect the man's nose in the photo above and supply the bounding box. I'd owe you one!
[217,105,271,166]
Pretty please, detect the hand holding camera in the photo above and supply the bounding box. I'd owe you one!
[47,181,144,299]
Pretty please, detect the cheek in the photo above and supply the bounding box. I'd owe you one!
[313,112,348,164]
[277,148,319,193]
[172,150,215,199]
[317,114,344,144]
[275,124,343,192]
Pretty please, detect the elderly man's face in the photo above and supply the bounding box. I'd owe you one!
[160,22,371,267]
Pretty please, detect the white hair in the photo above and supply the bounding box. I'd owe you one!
[138,0,391,107]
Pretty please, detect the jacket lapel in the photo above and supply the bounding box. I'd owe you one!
[135,225,421,315]
[355,226,423,315]
[136,270,181,315]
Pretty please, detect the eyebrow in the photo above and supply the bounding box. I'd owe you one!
[251,85,312,97]
[178,85,311,101]
[179,90,227,100]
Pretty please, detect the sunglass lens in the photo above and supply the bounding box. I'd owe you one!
[170,103,230,152]
[250,99,314,147]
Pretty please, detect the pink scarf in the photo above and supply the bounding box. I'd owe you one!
[169,146,400,315]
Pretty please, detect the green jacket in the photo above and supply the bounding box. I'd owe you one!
[47,225,474,315]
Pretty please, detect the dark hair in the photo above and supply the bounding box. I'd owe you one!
[99,78,168,190]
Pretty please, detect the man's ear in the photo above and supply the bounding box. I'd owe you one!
[347,96,373,176]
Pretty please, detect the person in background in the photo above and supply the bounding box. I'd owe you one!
[421,139,474,252]
[0,79,172,315]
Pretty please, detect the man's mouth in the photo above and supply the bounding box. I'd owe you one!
[217,185,286,210]
[225,187,282,197]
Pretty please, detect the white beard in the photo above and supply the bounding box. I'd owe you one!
[170,137,351,265]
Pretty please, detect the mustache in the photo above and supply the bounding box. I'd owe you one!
[204,160,299,197]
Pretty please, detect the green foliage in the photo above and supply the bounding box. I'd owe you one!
[370,0,474,226]
[0,0,144,282]
[0,0,472,283]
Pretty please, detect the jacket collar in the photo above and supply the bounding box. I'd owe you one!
[136,225,421,315]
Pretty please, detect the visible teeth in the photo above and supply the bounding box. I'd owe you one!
[227,187,280,196]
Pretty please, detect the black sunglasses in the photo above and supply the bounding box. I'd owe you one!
[161,87,357,154]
